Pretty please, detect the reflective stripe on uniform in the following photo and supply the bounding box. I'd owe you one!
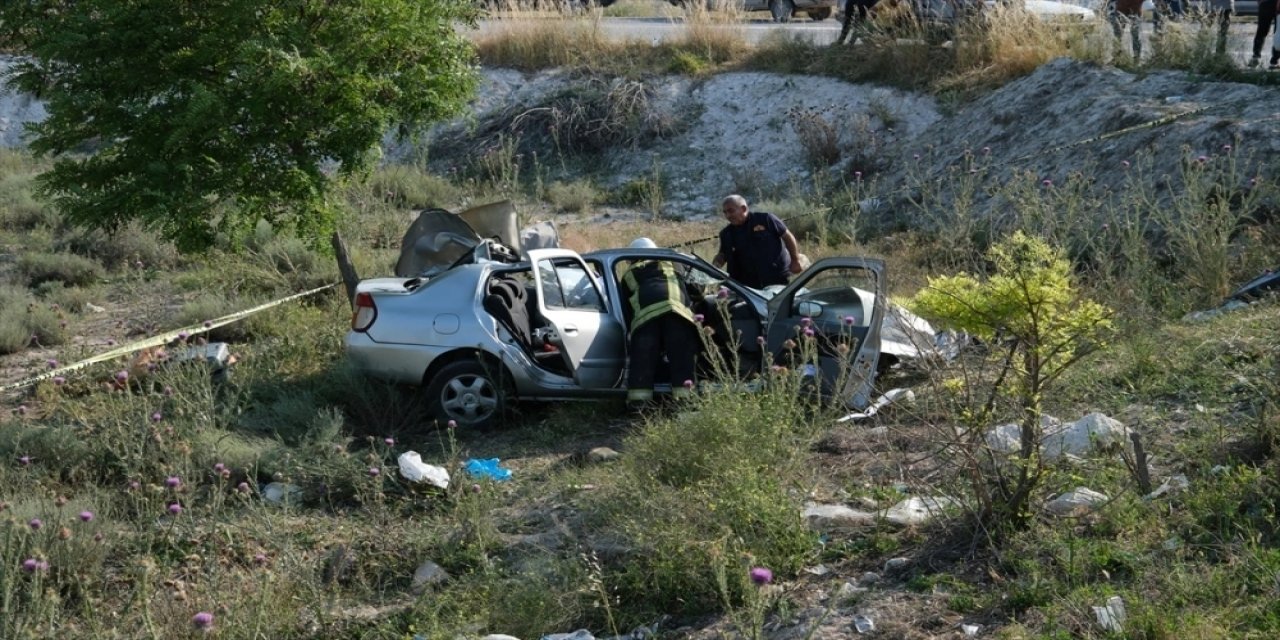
[621,261,694,335]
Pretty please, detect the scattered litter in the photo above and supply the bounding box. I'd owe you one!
[1228,266,1280,303]
[853,614,875,634]
[464,458,513,482]
[837,581,865,598]
[804,564,831,576]
[1044,487,1109,517]
[398,451,450,489]
[85,302,106,313]
[884,557,910,572]
[262,482,302,505]
[1144,474,1189,501]
[858,571,881,586]
[541,630,594,640]
[836,387,915,423]
[882,496,957,526]
[961,623,981,636]
[1092,595,1126,633]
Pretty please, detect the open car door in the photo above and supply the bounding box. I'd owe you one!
[765,258,886,409]
[529,249,625,389]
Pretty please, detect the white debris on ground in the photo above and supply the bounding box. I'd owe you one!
[986,412,1129,460]
[1045,487,1110,516]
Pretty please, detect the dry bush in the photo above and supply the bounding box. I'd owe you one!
[671,2,749,65]
[788,106,842,170]
[941,7,1100,92]
[473,12,624,70]
[546,179,600,212]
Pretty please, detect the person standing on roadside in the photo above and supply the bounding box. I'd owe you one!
[712,195,803,290]
[1250,0,1280,69]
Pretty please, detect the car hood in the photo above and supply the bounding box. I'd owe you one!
[394,201,559,278]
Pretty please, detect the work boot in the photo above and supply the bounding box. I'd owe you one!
[1270,49,1280,70]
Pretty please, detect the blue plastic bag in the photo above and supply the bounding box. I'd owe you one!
[464,458,512,482]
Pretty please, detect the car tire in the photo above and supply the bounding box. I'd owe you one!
[424,360,508,431]
[808,7,833,19]
[770,0,795,22]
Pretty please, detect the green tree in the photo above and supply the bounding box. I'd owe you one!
[909,231,1112,528]
[0,0,478,251]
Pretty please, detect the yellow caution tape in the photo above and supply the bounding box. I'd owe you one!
[0,282,338,394]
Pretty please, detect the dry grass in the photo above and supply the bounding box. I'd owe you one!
[473,12,632,70]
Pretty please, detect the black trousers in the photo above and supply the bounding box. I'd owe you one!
[1254,0,1278,59]
[628,314,698,392]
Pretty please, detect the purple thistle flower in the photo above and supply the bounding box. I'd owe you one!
[151,412,162,423]
[236,482,251,494]
[1197,155,1208,163]
[16,405,27,416]
[683,379,694,389]
[800,317,812,328]
[368,467,381,477]
[854,171,862,180]
[693,313,705,324]
[165,476,182,489]
[803,327,815,337]
[750,566,773,585]
[177,331,189,341]
[254,553,268,566]
[1121,160,1131,168]
[192,612,214,631]
[115,370,128,382]
[717,287,729,299]
[18,455,30,466]
[383,437,395,446]
[981,146,991,155]
[46,359,58,368]
[29,518,42,531]
[128,480,141,491]
[756,335,766,345]
[843,315,856,326]
[79,511,94,522]
[447,420,457,429]
[471,484,482,493]
[214,463,226,473]
[202,320,212,328]
[167,502,182,516]
[163,386,174,397]
[1222,144,1232,152]
[53,376,66,386]
[1041,179,1053,187]
[106,339,116,347]
[135,260,144,269]
[22,558,39,572]
[912,153,921,161]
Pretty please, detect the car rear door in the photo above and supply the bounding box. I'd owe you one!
[765,258,886,409]
[529,249,626,389]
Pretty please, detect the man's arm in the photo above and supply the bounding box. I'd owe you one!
[782,230,802,275]
[712,252,726,268]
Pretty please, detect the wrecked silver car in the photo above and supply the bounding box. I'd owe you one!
[344,202,888,429]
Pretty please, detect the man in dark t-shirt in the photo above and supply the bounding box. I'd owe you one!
[712,194,802,289]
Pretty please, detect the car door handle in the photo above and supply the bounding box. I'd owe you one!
[562,324,579,335]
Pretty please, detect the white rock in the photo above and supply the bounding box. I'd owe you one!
[1042,412,1128,460]
[1092,595,1126,632]
[412,560,449,592]
[262,482,302,505]
[1045,487,1109,517]
[398,451,449,489]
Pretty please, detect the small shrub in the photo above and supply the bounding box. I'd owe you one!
[58,221,181,271]
[0,173,58,230]
[34,281,98,314]
[0,301,68,354]
[546,179,599,213]
[364,164,462,210]
[788,106,842,170]
[16,252,105,288]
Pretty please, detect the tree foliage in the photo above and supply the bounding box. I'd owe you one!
[910,232,1112,526]
[0,0,479,251]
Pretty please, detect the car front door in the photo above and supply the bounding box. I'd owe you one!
[765,258,886,409]
[529,249,625,389]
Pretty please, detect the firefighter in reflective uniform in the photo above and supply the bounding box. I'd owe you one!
[620,238,699,406]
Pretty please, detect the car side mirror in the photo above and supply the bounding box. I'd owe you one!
[795,300,823,318]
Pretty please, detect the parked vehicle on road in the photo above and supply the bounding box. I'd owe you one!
[344,205,887,429]
[670,0,839,22]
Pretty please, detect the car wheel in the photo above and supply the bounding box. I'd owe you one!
[808,7,833,19]
[769,0,795,22]
[425,360,507,430]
